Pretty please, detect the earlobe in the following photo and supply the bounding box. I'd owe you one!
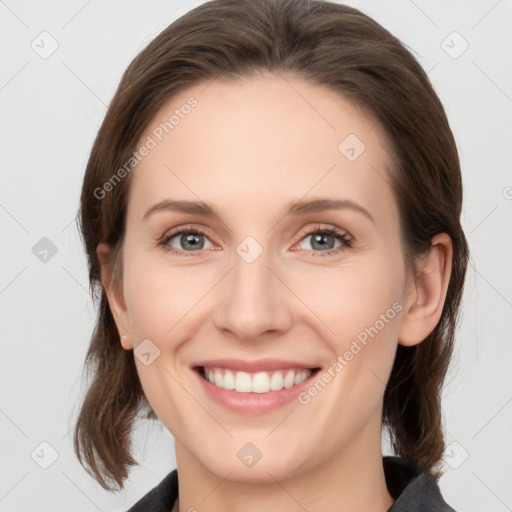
[96,242,132,349]
[397,233,453,347]
[120,334,133,350]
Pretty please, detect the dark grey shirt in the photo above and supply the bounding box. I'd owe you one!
[127,456,456,511]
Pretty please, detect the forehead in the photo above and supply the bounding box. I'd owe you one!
[127,73,396,228]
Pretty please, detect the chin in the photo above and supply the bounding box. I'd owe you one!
[192,439,315,484]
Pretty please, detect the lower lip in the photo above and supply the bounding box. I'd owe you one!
[194,368,318,415]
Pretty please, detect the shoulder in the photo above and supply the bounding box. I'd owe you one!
[384,456,457,512]
[126,469,178,512]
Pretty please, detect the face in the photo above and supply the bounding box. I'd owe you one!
[106,73,414,482]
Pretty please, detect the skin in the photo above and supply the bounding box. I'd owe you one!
[98,72,453,512]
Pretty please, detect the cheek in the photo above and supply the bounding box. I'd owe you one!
[299,258,404,398]
[123,243,405,350]
[123,251,210,341]
[294,258,403,341]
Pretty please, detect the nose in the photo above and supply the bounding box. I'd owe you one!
[213,244,293,342]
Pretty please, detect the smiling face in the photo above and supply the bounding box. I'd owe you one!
[102,72,416,483]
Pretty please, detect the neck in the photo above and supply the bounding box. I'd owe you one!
[174,415,394,512]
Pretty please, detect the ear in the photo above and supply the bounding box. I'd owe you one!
[96,242,133,350]
[397,233,453,347]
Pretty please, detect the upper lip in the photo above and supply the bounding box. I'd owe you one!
[193,358,319,373]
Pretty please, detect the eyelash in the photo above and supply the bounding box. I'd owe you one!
[159,223,354,258]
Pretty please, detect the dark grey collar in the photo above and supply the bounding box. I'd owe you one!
[127,456,456,511]
[385,456,456,511]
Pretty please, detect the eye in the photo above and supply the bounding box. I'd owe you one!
[160,226,215,256]
[293,224,353,256]
[159,223,354,257]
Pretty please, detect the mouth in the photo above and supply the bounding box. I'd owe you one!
[196,366,318,394]
[191,359,321,414]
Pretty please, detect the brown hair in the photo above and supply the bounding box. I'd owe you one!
[75,0,469,491]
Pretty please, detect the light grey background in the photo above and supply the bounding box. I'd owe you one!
[1,1,511,510]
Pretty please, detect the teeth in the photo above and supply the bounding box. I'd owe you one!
[252,372,270,393]
[214,369,223,388]
[235,371,252,392]
[270,371,283,391]
[224,370,235,390]
[283,370,295,388]
[203,367,312,393]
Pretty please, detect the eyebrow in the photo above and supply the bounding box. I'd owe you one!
[143,198,375,225]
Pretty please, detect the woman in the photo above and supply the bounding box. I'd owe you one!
[74,0,469,510]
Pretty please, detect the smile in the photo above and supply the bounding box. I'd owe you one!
[201,367,312,394]
[192,358,321,414]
